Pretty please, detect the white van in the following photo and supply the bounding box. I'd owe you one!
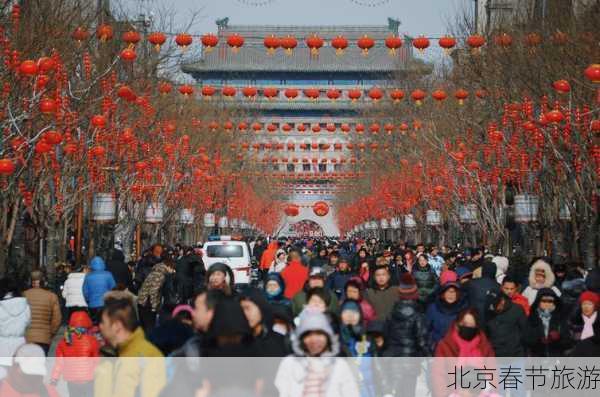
[202,236,253,285]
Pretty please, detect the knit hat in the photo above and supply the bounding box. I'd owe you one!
[397,273,419,300]
[440,270,458,286]
[309,266,327,279]
[579,291,600,308]
[340,299,362,316]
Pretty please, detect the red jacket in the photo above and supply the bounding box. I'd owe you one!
[51,311,100,383]
[280,260,309,299]
[0,381,59,397]
[260,242,279,270]
[511,293,531,317]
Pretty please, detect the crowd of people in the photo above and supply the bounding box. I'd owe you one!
[0,237,599,397]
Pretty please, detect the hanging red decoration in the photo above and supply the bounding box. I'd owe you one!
[122,30,141,46]
[466,34,485,52]
[545,110,564,124]
[385,35,403,55]
[368,88,383,102]
[327,89,341,101]
[120,48,137,62]
[263,87,279,100]
[390,89,405,103]
[148,32,167,51]
[178,84,194,97]
[158,82,172,95]
[200,33,219,52]
[72,27,90,44]
[412,36,430,53]
[455,89,469,105]
[438,36,456,53]
[357,35,375,56]
[175,33,193,50]
[284,88,299,100]
[432,89,448,102]
[305,34,324,55]
[222,86,237,98]
[39,97,57,114]
[348,89,362,102]
[331,35,349,56]
[326,123,336,133]
[227,34,245,52]
[584,64,600,83]
[304,88,320,100]
[242,86,258,99]
[280,35,298,55]
[201,85,216,98]
[91,115,107,129]
[552,80,571,94]
[494,33,513,48]
[411,89,426,106]
[0,159,15,176]
[551,31,569,45]
[19,60,38,76]
[96,24,113,42]
[313,201,329,217]
[264,35,281,54]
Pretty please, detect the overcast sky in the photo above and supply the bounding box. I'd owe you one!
[118,0,472,37]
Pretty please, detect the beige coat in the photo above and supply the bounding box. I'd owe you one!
[23,287,62,345]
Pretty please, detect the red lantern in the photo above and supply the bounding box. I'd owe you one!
[117,85,136,101]
[264,35,280,54]
[357,35,375,56]
[227,34,245,52]
[91,115,106,129]
[411,89,426,106]
[158,82,172,95]
[43,130,62,145]
[475,89,487,99]
[0,159,15,176]
[348,89,362,102]
[96,24,113,42]
[390,89,405,103]
[552,31,569,45]
[313,201,329,217]
[368,88,383,102]
[37,57,56,73]
[263,87,279,100]
[331,35,349,55]
[201,85,216,98]
[455,89,469,105]
[122,30,141,46]
[297,124,306,133]
[545,110,564,124]
[369,123,381,134]
[326,123,336,133]
[584,64,600,83]
[432,89,448,102]
[72,27,90,44]
[412,36,430,53]
[19,60,38,76]
[35,141,52,155]
[306,34,324,55]
[355,124,365,134]
[175,33,193,49]
[201,33,219,51]
[524,32,542,48]
[552,80,571,94]
[466,34,486,52]
[494,33,513,48]
[385,35,403,55]
[178,85,194,97]
[284,88,299,100]
[238,122,248,132]
[438,36,456,53]
[267,123,278,133]
[242,86,258,99]
[280,35,297,55]
[39,97,57,114]
[222,86,237,98]
[120,49,137,62]
[341,123,351,133]
[433,185,445,195]
[327,89,341,101]
[252,122,262,133]
[304,88,320,100]
[282,123,292,133]
[312,124,321,133]
[148,32,167,51]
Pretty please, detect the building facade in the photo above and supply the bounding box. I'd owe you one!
[182,19,420,236]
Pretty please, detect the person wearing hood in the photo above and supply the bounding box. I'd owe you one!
[269,249,288,273]
[491,256,509,284]
[240,288,290,356]
[568,291,600,343]
[522,288,571,357]
[264,272,292,309]
[0,277,31,375]
[83,256,116,323]
[366,320,386,355]
[133,244,164,293]
[274,308,360,397]
[106,247,131,289]
[205,262,235,296]
[522,259,562,305]
[23,271,62,355]
[137,260,176,332]
[383,273,430,397]
[280,250,309,300]
[62,266,88,318]
[260,240,280,272]
[365,265,398,321]
[464,260,500,324]
[290,266,338,316]
[344,277,377,325]
[484,290,527,357]
[326,257,354,299]
[50,311,100,397]
[425,281,468,349]
[412,254,438,310]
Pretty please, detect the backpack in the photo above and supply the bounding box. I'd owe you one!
[161,273,181,308]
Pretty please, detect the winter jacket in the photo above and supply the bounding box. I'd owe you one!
[137,263,172,312]
[384,298,430,357]
[428,255,445,277]
[269,249,288,273]
[511,293,531,317]
[412,264,438,307]
[264,273,293,311]
[280,260,309,299]
[0,295,31,366]
[175,254,200,302]
[522,259,562,305]
[464,261,501,323]
[568,308,600,343]
[23,287,62,345]
[94,327,165,397]
[485,299,528,356]
[133,254,162,293]
[365,286,398,321]
[492,256,509,284]
[524,288,572,357]
[148,319,195,356]
[106,248,131,288]
[291,288,339,317]
[326,270,354,298]
[83,257,116,308]
[570,326,600,357]
[425,289,468,347]
[51,311,100,383]
[62,272,87,308]
[0,381,59,397]
[260,241,279,270]
[344,277,377,325]
[561,276,587,316]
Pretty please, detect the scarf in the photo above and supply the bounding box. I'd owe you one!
[537,308,553,337]
[581,311,597,340]
[451,327,484,367]
[302,360,328,397]
[64,326,87,345]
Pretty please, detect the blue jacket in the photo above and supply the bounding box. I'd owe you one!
[83,257,116,308]
[326,271,354,299]
[425,293,468,346]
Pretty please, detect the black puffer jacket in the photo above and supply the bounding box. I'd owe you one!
[175,254,204,302]
[465,261,500,323]
[412,264,438,308]
[524,288,572,357]
[485,297,528,356]
[384,298,431,357]
[560,275,586,316]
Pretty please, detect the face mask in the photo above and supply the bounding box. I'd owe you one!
[266,287,281,298]
[272,323,288,336]
[458,325,478,341]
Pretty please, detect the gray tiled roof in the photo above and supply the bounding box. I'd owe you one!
[182,24,412,73]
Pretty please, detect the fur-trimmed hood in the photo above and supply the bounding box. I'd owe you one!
[291,308,339,357]
[528,259,556,289]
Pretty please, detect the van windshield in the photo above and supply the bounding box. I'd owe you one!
[206,244,244,258]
